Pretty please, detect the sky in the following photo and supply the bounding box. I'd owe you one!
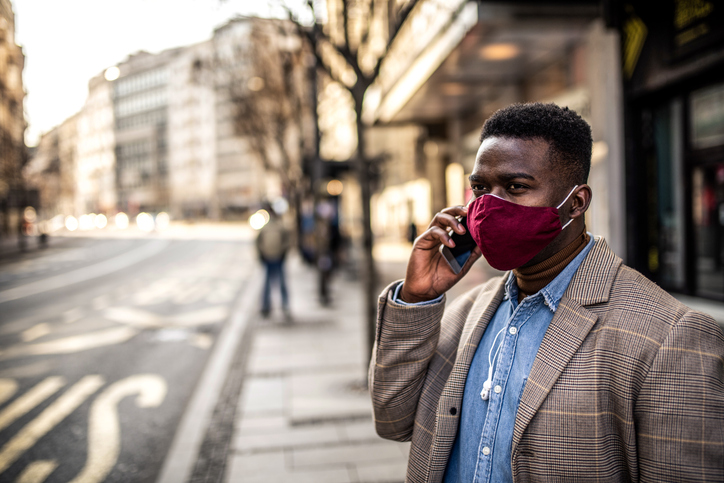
[13,0,306,146]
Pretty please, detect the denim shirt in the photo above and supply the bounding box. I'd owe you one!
[443,235,594,483]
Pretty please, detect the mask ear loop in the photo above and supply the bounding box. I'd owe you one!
[556,185,578,230]
[556,185,579,209]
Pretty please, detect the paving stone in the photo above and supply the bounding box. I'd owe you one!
[291,441,408,468]
[355,461,408,483]
[226,449,352,483]
[236,414,287,433]
[226,450,286,478]
[239,376,284,415]
[290,369,372,424]
[233,423,343,452]
[340,420,390,443]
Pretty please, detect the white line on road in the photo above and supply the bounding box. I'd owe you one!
[70,374,167,483]
[0,379,18,405]
[16,459,59,483]
[0,327,140,361]
[155,265,264,483]
[0,375,105,475]
[0,240,171,304]
[0,377,66,432]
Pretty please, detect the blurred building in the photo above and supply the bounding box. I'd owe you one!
[167,39,217,219]
[24,115,77,220]
[614,0,724,302]
[0,0,26,238]
[27,17,312,223]
[361,0,625,258]
[317,0,723,307]
[76,73,116,215]
[112,49,180,215]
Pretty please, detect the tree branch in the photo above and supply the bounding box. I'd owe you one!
[342,0,352,53]
[372,0,419,79]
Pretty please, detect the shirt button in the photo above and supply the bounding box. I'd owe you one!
[543,299,549,306]
[482,446,491,456]
[494,385,502,394]
[509,327,517,335]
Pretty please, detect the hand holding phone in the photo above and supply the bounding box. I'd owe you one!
[440,215,477,274]
[399,205,482,304]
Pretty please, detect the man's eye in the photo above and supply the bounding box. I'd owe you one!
[471,185,487,192]
[508,183,526,191]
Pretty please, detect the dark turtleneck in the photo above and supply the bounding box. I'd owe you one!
[513,230,590,302]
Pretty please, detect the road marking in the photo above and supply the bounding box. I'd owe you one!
[63,308,85,324]
[20,324,51,342]
[0,328,140,361]
[0,361,55,380]
[0,240,171,304]
[0,377,66,432]
[69,374,166,483]
[91,295,111,311]
[0,375,104,475]
[16,460,58,483]
[155,264,264,483]
[103,305,228,328]
[0,379,18,405]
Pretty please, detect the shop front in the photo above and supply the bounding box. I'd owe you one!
[620,0,724,302]
[366,0,626,257]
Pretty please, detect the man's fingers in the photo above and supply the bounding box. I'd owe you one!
[417,226,456,249]
[429,209,468,234]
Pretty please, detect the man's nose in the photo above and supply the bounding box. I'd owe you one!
[489,187,507,199]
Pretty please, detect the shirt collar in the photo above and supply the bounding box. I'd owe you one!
[503,234,595,313]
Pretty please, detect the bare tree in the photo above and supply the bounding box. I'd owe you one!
[228,19,313,204]
[285,0,419,357]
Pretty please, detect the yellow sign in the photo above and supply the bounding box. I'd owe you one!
[623,7,648,79]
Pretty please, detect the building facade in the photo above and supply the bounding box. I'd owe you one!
[616,0,724,302]
[0,0,26,238]
[76,74,115,215]
[27,17,312,223]
[112,49,179,215]
[361,0,625,258]
[24,115,77,221]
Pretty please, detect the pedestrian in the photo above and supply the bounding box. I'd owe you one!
[314,198,340,306]
[256,207,291,319]
[369,103,724,482]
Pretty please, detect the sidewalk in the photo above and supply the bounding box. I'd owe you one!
[225,254,412,483]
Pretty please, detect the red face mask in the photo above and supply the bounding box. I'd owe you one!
[466,186,578,271]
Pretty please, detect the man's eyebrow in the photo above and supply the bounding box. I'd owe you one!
[468,172,536,182]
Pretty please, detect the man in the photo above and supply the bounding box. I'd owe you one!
[369,103,724,482]
[256,206,291,318]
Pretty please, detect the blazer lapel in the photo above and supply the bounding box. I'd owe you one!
[511,299,597,454]
[511,238,622,455]
[426,278,506,482]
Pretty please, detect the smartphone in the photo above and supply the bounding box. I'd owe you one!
[440,216,477,274]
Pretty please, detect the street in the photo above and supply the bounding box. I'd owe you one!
[0,231,255,482]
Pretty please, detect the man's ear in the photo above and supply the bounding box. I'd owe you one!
[570,184,592,219]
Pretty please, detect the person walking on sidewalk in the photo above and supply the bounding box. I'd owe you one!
[256,207,291,318]
[369,103,724,482]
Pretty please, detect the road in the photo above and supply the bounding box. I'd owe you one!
[0,229,256,483]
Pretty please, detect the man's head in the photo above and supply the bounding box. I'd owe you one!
[470,102,593,266]
[479,102,592,187]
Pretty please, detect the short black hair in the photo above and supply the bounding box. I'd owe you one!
[480,102,592,184]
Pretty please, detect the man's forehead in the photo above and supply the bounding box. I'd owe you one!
[475,136,550,165]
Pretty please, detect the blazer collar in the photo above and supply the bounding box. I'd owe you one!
[563,237,622,306]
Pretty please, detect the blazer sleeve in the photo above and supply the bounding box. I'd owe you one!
[369,281,446,442]
[635,310,724,481]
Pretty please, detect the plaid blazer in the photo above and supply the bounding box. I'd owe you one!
[370,238,724,482]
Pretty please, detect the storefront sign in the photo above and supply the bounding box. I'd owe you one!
[672,0,724,59]
[691,83,724,149]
